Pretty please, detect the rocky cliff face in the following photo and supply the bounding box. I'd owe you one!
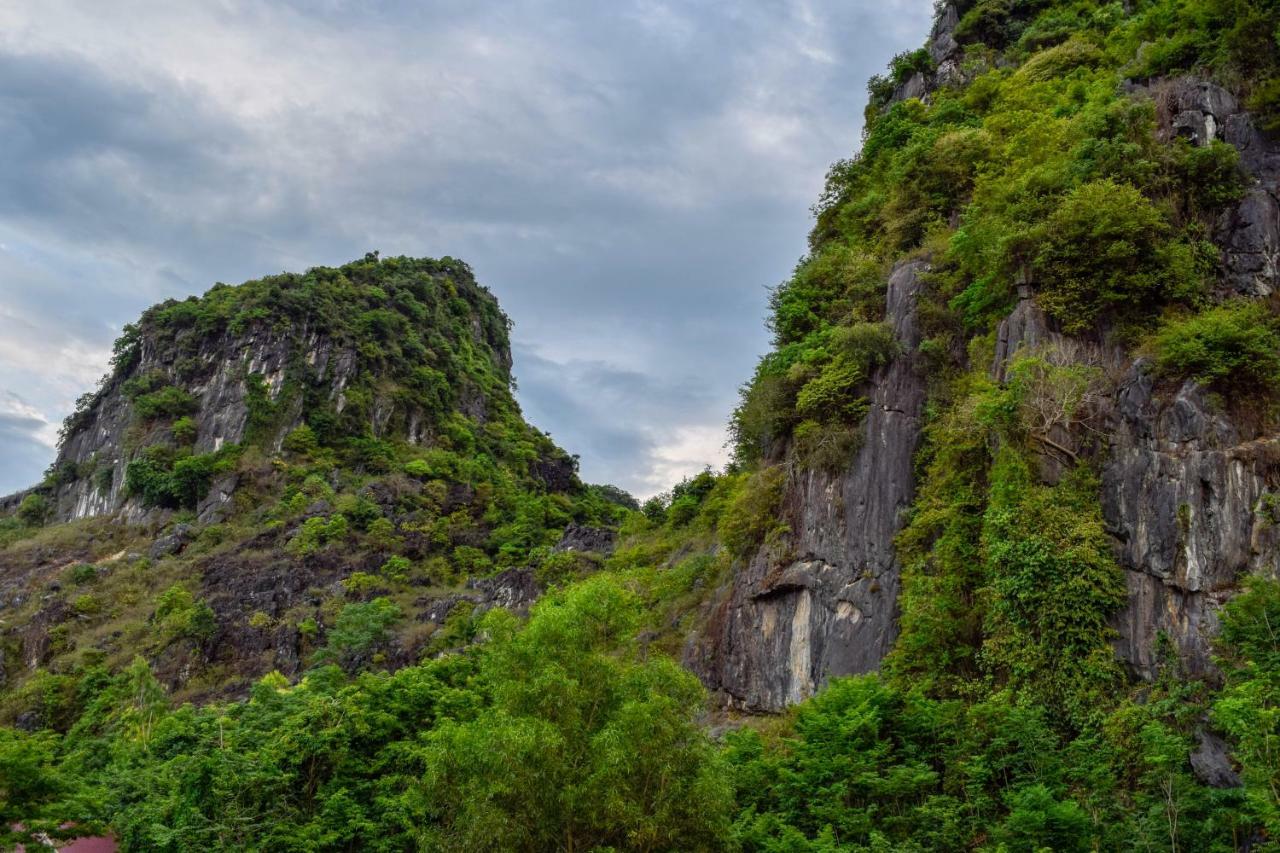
[690,6,1280,711]
[995,76,1280,681]
[35,257,513,525]
[50,324,361,523]
[687,261,928,710]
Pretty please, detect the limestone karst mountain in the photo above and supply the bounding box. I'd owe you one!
[7,0,1280,849]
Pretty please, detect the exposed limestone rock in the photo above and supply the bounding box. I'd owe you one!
[889,2,965,105]
[991,283,1280,680]
[687,260,928,711]
[45,323,364,524]
[1146,76,1280,297]
[929,2,961,65]
[1103,366,1280,678]
[1190,729,1243,789]
[554,523,617,556]
[149,523,194,560]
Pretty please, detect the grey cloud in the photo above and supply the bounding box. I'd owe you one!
[0,0,934,497]
[0,396,54,495]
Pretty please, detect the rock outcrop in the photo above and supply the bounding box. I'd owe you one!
[27,259,514,525]
[694,66,1280,709]
[1150,77,1280,297]
[988,75,1280,680]
[687,260,928,711]
[50,323,363,523]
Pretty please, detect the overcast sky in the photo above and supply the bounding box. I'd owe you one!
[0,0,933,498]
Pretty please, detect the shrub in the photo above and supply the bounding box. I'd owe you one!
[1033,180,1204,332]
[795,360,867,422]
[72,594,102,616]
[170,416,197,445]
[69,564,98,586]
[1147,301,1280,394]
[94,466,114,496]
[379,555,411,583]
[1248,77,1280,134]
[640,495,667,524]
[315,598,401,668]
[794,417,866,471]
[342,572,380,597]
[16,493,50,526]
[126,451,229,510]
[1177,140,1245,216]
[282,424,318,455]
[1015,37,1102,82]
[132,386,199,420]
[403,458,432,479]
[169,454,221,508]
[287,514,350,556]
[730,371,795,463]
[154,584,216,644]
[452,545,492,575]
[718,467,788,559]
[297,616,318,639]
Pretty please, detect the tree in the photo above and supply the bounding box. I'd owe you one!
[419,576,733,851]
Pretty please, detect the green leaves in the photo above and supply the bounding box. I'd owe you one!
[1147,300,1280,394]
[420,576,731,851]
[1032,179,1203,333]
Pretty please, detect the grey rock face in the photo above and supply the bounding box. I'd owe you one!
[468,568,541,613]
[929,2,961,65]
[889,2,966,105]
[554,523,617,556]
[150,523,195,560]
[42,322,363,524]
[1219,188,1280,297]
[1102,368,1280,678]
[687,260,928,711]
[1190,730,1243,788]
[1146,77,1280,296]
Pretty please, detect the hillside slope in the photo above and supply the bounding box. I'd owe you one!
[9,0,1280,850]
[0,254,627,708]
[670,0,1280,713]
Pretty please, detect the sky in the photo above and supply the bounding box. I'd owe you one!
[0,0,934,499]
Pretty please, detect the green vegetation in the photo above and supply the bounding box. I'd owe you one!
[6,0,1280,849]
[1148,300,1280,394]
[0,578,730,852]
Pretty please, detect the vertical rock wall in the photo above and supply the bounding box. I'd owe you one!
[687,260,928,711]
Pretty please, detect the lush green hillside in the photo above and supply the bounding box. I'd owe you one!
[7,0,1280,850]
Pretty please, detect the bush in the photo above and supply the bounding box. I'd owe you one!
[72,594,102,616]
[287,514,350,556]
[16,493,50,526]
[69,564,98,586]
[125,450,229,510]
[154,585,216,643]
[1177,140,1245,216]
[794,417,866,471]
[342,572,380,597]
[282,424,318,455]
[379,555,411,583]
[795,360,867,422]
[1034,180,1204,332]
[1248,77,1280,134]
[718,467,788,559]
[316,598,401,668]
[132,386,199,420]
[170,416,197,445]
[1148,301,1280,394]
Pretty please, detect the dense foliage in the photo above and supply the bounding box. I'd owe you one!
[6,0,1280,849]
